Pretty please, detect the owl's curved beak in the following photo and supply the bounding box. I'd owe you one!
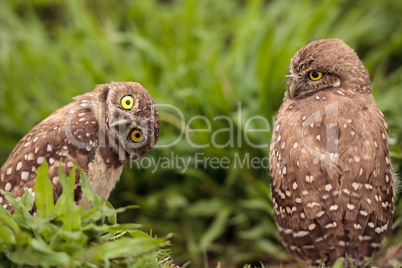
[109,118,130,128]
[289,82,296,99]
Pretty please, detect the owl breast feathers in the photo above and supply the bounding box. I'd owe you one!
[0,82,160,211]
[270,39,394,267]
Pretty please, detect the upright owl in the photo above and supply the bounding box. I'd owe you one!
[0,82,159,210]
[269,39,394,267]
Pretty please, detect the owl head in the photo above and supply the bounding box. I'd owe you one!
[83,82,160,165]
[286,39,372,99]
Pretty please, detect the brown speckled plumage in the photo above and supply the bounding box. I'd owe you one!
[0,82,160,211]
[269,39,394,267]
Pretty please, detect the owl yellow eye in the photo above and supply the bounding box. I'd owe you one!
[308,71,323,81]
[130,129,143,142]
[121,95,134,109]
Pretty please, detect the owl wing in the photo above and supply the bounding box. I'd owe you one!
[270,96,343,263]
[337,94,393,258]
[270,91,393,264]
[0,97,99,211]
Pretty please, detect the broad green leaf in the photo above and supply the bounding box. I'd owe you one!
[34,162,55,218]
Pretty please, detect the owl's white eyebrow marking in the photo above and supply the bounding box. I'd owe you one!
[333,80,340,87]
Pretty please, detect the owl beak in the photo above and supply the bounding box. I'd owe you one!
[109,118,130,128]
[289,82,296,99]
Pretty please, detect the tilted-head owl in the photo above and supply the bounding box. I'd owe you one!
[0,82,160,210]
[269,39,394,267]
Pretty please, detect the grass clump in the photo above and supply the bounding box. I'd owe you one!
[0,161,172,267]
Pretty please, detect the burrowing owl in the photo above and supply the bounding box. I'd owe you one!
[269,39,394,267]
[0,82,159,211]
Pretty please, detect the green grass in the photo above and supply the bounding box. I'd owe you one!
[0,161,172,267]
[0,0,401,267]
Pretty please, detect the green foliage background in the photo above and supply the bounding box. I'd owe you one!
[0,0,401,267]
